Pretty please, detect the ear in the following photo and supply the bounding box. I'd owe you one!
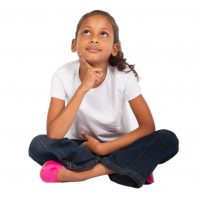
[111,43,119,57]
[71,39,77,53]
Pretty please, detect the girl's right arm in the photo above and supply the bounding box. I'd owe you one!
[47,53,103,139]
[47,88,86,139]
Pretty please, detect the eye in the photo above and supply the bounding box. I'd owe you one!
[83,30,90,35]
[101,32,108,37]
[83,30,108,37]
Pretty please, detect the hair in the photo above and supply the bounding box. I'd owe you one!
[74,10,141,82]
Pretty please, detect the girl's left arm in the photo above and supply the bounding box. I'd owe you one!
[99,94,156,156]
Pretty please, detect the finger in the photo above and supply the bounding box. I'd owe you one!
[91,68,103,73]
[79,53,102,72]
[94,75,102,83]
[95,72,103,79]
[79,53,91,69]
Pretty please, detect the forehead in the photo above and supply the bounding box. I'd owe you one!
[80,15,113,32]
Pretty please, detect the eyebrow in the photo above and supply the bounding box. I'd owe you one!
[80,26,110,32]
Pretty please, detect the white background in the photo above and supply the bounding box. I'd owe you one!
[1,0,199,199]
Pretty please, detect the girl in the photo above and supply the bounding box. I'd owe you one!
[28,10,179,188]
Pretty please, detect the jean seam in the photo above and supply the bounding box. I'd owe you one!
[101,157,143,183]
[111,177,137,187]
[38,137,99,169]
[38,137,49,150]
[121,129,164,174]
[55,149,67,159]
[38,137,67,159]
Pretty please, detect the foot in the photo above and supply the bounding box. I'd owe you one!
[57,166,81,182]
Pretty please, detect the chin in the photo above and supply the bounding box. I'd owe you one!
[85,57,102,66]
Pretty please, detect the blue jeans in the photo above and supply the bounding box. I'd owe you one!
[28,129,179,188]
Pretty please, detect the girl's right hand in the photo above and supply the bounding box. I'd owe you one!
[78,52,104,93]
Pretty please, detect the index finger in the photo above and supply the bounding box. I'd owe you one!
[78,52,102,73]
[79,52,91,70]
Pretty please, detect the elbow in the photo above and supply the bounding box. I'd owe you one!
[47,131,63,139]
[140,124,156,135]
[145,121,156,133]
[147,125,156,134]
[47,124,65,139]
[47,132,54,139]
[47,135,63,140]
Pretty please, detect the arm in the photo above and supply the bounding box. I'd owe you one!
[48,53,103,139]
[99,94,156,155]
[99,126,155,155]
[48,87,86,139]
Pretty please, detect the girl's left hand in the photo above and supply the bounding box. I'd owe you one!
[80,132,102,155]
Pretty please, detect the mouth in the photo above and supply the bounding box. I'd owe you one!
[86,47,101,53]
[87,49,101,53]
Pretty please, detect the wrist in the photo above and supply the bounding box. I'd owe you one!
[97,143,106,156]
[77,86,87,95]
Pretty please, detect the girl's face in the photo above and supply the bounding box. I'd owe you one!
[72,15,118,65]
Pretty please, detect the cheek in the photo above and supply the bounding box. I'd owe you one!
[104,45,113,54]
[78,39,88,47]
[102,40,113,50]
[101,50,112,59]
[76,43,85,52]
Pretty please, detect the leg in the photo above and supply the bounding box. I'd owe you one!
[28,134,101,168]
[99,129,179,188]
[57,129,178,183]
[57,163,115,182]
[71,163,115,181]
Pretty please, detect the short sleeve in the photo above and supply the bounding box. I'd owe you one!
[124,71,141,101]
[50,71,67,101]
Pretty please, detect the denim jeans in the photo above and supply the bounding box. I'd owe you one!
[28,129,179,188]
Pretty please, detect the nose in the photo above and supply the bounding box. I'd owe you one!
[90,38,99,44]
[88,31,99,44]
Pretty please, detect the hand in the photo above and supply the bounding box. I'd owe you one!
[80,131,102,155]
[78,52,104,93]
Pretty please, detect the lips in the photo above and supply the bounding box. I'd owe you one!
[86,46,101,52]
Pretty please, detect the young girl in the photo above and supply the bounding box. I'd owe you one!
[28,10,179,188]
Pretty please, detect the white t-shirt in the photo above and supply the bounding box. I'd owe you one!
[50,59,141,143]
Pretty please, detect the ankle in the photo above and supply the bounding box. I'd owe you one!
[57,166,65,182]
[57,167,83,182]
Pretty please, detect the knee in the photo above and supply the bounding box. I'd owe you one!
[28,134,47,160]
[160,129,179,150]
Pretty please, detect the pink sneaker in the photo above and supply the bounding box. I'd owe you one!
[145,173,154,184]
[40,160,63,183]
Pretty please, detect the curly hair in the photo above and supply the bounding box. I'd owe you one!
[74,10,141,83]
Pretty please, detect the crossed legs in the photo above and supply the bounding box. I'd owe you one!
[57,163,115,182]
